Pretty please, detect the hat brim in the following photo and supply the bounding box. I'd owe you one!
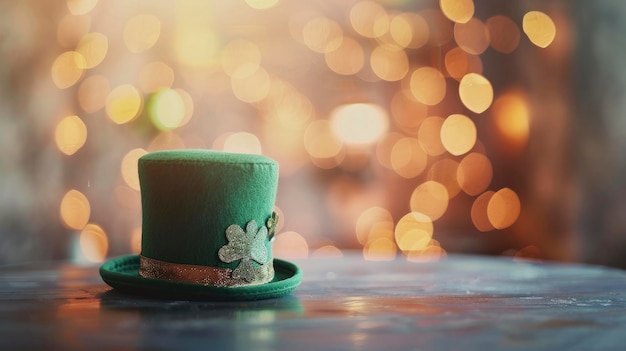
[99,255,302,301]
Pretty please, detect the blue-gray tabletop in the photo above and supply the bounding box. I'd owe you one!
[1,253,625,350]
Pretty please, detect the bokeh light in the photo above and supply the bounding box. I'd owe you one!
[492,90,530,149]
[389,13,429,49]
[105,84,142,124]
[60,189,90,230]
[440,114,476,156]
[454,18,490,55]
[418,116,446,156]
[370,45,409,81]
[55,115,87,156]
[523,11,556,48]
[395,212,433,253]
[487,188,521,229]
[409,67,447,106]
[457,152,493,196]
[459,73,493,113]
[330,103,389,145]
[325,36,365,75]
[350,1,389,39]
[79,223,108,263]
[121,148,148,191]
[51,51,86,89]
[445,47,483,80]
[149,88,193,131]
[440,0,474,24]
[390,137,428,178]
[75,32,108,69]
[356,206,394,245]
[410,181,449,221]
[471,191,494,232]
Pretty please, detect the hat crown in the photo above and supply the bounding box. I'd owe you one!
[138,149,278,285]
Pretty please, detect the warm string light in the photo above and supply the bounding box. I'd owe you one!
[51,0,555,261]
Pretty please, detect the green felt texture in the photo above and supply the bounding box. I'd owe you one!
[138,150,278,269]
[100,255,302,301]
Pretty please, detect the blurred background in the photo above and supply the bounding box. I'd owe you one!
[1,0,624,268]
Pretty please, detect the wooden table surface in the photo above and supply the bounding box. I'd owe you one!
[1,253,625,350]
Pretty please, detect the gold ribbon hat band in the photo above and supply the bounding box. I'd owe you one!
[139,255,275,288]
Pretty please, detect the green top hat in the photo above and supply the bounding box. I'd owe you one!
[100,149,302,300]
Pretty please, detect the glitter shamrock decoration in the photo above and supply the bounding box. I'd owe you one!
[266,211,279,242]
[218,220,270,283]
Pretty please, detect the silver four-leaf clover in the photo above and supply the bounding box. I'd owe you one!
[218,220,270,283]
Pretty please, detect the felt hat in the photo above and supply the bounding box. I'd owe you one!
[100,149,302,300]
